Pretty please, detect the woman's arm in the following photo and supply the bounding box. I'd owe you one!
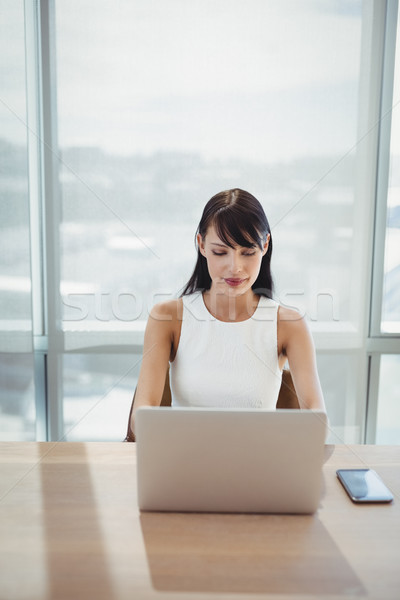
[278,306,326,411]
[130,300,181,435]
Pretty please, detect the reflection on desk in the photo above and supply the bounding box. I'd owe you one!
[0,442,399,600]
[140,512,364,595]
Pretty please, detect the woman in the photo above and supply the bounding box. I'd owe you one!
[130,189,325,435]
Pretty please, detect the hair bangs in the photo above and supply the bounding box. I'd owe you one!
[212,209,263,250]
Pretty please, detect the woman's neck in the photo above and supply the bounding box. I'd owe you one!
[202,288,260,322]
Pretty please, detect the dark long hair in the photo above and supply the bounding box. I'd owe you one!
[181,189,274,298]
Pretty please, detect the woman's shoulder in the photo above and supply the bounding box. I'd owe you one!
[277,304,304,323]
[149,298,183,323]
[277,304,312,347]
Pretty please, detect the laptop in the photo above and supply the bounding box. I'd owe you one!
[135,407,327,514]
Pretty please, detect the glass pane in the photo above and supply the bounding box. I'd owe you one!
[381,11,400,333]
[0,1,32,326]
[55,0,365,331]
[62,354,139,441]
[376,355,400,444]
[61,351,363,443]
[317,352,363,444]
[0,3,35,440]
[0,354,35,441]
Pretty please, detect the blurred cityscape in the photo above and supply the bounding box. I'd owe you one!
[1,136,359,321]
[1,137,399,441]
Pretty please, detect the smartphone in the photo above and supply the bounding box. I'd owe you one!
[336,468,393,503]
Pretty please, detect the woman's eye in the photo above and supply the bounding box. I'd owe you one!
[212,251,227,256]
[243,252,256,257]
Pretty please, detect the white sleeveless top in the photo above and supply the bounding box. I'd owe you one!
[170,292,282,409]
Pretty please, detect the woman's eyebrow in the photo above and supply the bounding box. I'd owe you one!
[211,242,229,247]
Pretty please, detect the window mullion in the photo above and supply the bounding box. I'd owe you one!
[39,0,64,441]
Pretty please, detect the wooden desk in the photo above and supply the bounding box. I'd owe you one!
[0,443,399,600]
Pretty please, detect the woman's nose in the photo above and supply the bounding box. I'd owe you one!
[229,252,242,273]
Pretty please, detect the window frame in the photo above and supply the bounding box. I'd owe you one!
[366,0,400,443]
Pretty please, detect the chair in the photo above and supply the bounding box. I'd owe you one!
[125,368,299,442]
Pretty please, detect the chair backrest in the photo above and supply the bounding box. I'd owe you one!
[276,369,300,409]
[125,368,299,442]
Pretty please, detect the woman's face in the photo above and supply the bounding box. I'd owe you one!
[197,225,269,296]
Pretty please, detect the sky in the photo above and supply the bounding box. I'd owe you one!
[54,0,363,161]
[1,0,367,163]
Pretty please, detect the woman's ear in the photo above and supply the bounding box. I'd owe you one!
[262,233,271,256]
[197,233,207,257]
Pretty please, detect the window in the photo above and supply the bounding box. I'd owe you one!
[376,355,400,443]
[381,9,400,333]
[365,1,400,444]
[62,354,139,441]
[0,1,35,440]
[54,0,368,441]
[1,1,399,443]
[57,1,365,331]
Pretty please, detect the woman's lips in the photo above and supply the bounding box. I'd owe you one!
[224,278,245,287]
